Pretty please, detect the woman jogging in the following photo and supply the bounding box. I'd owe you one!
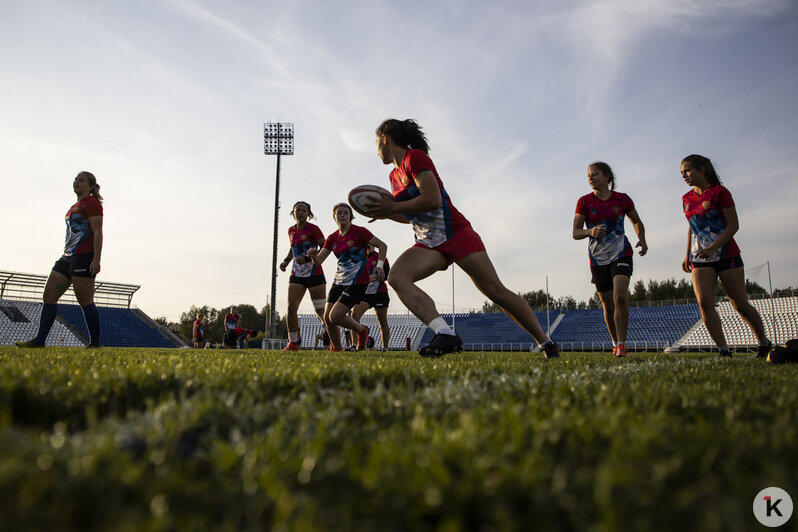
[279,201,327,351]
[16,171,104,348]
[307,203,388,352]
[573,162,647,357]
[680,154,771,358]
[365,118,559,358]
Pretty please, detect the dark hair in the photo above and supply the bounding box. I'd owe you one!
[291,201,315,220]
[681,154,721,185]
[78,171,103,202]
[333,202,354,220]
[588,162,615,191]
[376,119,430,154]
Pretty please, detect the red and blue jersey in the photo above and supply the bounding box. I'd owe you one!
[364,252,389,295]
[682,185,740,262]
[288,222,325,277]
[323,225,374,286]
[575,192,635,266]
[389,149,472,248]
[64,196,103,256]
[225,313,240,330]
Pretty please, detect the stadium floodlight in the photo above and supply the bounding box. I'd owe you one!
[264,122,294,342]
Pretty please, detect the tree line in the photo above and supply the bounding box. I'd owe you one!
[481,277,772,313]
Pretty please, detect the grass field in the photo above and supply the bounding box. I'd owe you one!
[1,346,796,531]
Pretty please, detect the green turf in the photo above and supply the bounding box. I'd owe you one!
[1,347,796,531]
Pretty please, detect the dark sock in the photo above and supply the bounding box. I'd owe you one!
[35,304,58,345]
[82,303,101,345]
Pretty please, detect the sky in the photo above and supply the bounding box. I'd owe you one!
[1,0,797,325]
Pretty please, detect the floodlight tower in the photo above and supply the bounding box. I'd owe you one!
[263,122,294,341]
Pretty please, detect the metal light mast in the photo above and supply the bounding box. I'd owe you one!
[263,122,294,342]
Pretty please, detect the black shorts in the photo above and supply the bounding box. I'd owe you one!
[327,283,368,309]
[289,273,326,288]
[591,256,633,293]
[691,255,744,273]
[361,291,390,309]
[52,253,95,279]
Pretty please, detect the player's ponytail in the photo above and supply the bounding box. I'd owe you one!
[376,119,430,154]
[682,154,721,185]
[79,171,103,203]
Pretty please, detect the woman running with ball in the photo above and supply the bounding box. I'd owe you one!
[680,154,771,358]
[573,162,647,357]
[279,201,327,351]
[366,118,559,358]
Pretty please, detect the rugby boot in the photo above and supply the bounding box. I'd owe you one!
[282,342,300,352]
[755,340,773,359]
[540,339,560,359]
[419,333,463,357]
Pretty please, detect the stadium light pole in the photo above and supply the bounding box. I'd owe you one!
[264,122,294,343]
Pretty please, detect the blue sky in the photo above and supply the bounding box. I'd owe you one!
[2,0,796,324]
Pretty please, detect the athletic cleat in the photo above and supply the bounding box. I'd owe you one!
[282,342,300,352]
[719,349,732,358]
[612,346,617,356]
[540,340,560,359]
[329,346,345,352]
[755,340,773,359]
[419,333,463,358]
[614,344,628,358]
[356,325,370,350]
[15,339,44,348]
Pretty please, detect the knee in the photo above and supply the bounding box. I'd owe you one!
[613,292,628,307]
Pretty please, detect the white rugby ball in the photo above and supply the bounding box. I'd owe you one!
[348,185,408,223]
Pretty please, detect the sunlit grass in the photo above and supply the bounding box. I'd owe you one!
[1,347,796,531]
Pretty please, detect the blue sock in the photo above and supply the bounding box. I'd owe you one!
[82,303,101,346]
[35,304,58,345]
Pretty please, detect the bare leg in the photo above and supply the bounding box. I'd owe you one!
[720,267,767,343]
[597,290,618,344]
[375,306,390,348]
[612,275,631,344]
[692,267,727,348]
[457,251,548,344]
[387,247,448,324]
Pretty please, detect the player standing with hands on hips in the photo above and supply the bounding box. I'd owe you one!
[17,171,104,348]
[365,118,560,358]
[573,162,647,358]
[680,154,771,358]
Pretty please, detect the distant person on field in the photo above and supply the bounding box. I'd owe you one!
[365,119,559,358]
[349,244,392,351]
[280,201,327,351]
[573,162,647,358]
[224,327,256,349]
[314,327,331,350]
[306,203,388,351]
[193,313,205,348]
[225,306,240,331]
[16,171,104,348]
[679,154,771,358]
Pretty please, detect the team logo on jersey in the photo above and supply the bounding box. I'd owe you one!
[301,235,307,240]
[612,206,621,214]
[702,201,711,210]
[400,172,410,187]
[348,240,354,247]
[684,202,690,212]
[590,207,598,216]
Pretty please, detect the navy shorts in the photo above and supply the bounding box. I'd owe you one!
[691,255,744,273]
[591,256,633,293]
[52,253,95,279]
[327,283,367,309]
[289,273,326,288]
[361,291,390,309]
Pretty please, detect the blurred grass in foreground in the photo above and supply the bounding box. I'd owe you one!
[1,346,796,531]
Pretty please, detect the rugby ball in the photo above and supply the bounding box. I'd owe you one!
[348,185,408,223]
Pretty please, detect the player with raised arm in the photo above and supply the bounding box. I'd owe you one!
[365,118,559,358]
[279,201,327,351]
[680,154,771,358]
[573,162,647,358]
[307,203,387,352]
